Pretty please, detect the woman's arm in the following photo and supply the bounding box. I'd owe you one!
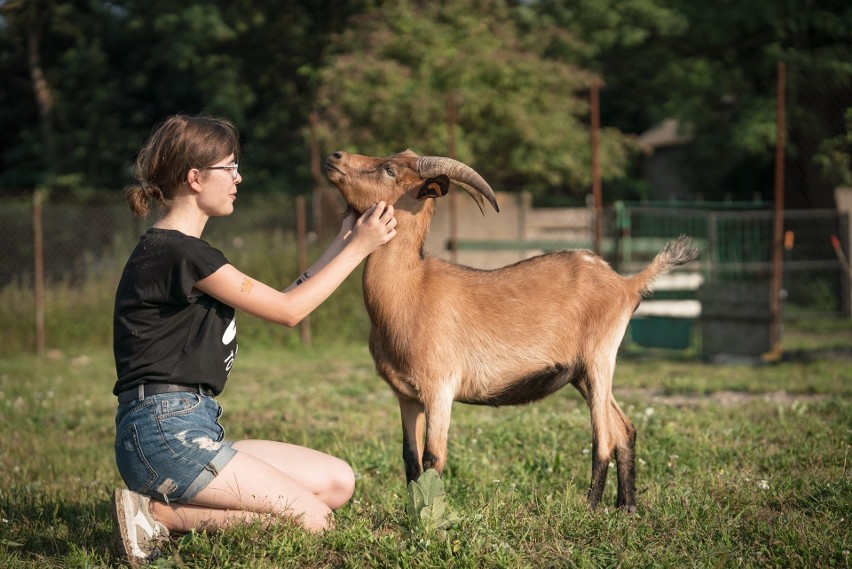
[282,209,358,292]
[195,202,396,327]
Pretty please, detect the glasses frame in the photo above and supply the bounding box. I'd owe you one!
[202,163,239,180]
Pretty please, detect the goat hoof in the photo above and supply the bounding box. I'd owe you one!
[620,504,637,514]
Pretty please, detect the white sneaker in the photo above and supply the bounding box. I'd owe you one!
[112,488,169,565]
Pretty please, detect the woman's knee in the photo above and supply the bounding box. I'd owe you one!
[325,459,355,509]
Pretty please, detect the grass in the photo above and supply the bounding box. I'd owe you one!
[0,321,851,567]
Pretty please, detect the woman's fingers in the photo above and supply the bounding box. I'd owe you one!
[350,202,396,249]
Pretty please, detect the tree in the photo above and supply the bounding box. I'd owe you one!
[0,0,250,196]
[206,0,376,193]
[530,0,852,206]
[313,0,637,201]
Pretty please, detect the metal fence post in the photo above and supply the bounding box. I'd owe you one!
[770,61,787,353]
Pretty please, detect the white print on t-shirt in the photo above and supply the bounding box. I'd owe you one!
[224,345,238,375]
[222,318,236,344]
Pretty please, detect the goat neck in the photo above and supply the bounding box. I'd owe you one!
[362,196,436,323]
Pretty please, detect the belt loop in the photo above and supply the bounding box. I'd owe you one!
[137,384,145,401]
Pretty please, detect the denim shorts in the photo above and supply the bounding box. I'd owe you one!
[114,391,237,504]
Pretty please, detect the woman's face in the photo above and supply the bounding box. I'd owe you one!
[196,154,241,217]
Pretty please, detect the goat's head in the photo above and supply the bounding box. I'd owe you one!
[324,150,499,216]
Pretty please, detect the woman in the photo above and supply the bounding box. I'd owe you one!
[111,114,397,563]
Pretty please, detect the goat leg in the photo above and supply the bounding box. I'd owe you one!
[399,397,426,483]
[615,438,637,512]
[421,386,455,475]
[587,381,616,509]
[575,380,610,509]
[611,398,638,512]
[588,438,611,509]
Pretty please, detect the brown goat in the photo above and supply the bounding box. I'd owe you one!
[325,149,699,512]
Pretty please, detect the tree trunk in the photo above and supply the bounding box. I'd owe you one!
[27,2,56,170]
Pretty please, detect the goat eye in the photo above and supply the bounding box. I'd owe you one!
[385,166,395,177]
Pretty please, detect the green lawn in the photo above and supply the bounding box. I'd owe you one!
[0,320,850,567]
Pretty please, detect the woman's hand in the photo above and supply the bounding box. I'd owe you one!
[349,201,397,256]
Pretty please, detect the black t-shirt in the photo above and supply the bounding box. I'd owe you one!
[113,228,237,396]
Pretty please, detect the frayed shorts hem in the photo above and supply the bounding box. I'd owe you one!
[178,443,238,503]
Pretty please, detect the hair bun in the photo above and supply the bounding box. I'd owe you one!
[141,181,163,201]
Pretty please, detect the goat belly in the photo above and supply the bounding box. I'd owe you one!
[456,362,584,407]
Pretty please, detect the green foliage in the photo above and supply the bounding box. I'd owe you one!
[0,0,849,206]
[814,108,852,187]
[314,0,637,199]
[530,0,852,204]
[405,470,461,534]
[0,0,371,196]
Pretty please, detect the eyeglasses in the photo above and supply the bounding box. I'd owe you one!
[203,163,239,181]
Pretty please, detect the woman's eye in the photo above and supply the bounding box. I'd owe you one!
[385,166,395,177]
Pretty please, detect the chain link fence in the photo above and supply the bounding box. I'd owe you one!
[2,54,849,355]
[1,191,849,357]
[0,192,306,289]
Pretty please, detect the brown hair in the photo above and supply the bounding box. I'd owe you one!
[124,114,240,217]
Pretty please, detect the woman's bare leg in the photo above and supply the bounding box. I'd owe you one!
[231,440,355,509]
[148,441,354,533]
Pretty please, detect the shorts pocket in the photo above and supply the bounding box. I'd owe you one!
[213,398,226,441]
[115,422,158,494]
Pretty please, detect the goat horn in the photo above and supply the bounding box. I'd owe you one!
[417,156,500,214]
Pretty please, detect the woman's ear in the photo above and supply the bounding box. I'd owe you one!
[186,168,203,193]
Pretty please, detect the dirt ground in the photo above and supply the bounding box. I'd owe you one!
[618,387,829,407]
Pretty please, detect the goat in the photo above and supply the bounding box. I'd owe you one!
[324,149,699,512]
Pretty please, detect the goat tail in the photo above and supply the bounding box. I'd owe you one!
[630,235,700,297]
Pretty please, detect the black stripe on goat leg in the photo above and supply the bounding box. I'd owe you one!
[399,397,425,483]
[422,448,440,473]
[615,439,637,512]
[611,397,638,512]
[588,439,611,509]
[402,437,422,483]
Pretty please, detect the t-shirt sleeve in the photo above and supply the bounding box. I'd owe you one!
[171,238,230,303]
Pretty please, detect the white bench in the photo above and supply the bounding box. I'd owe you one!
[633,272,703,318]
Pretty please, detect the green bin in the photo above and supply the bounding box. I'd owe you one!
[630,317,694,350]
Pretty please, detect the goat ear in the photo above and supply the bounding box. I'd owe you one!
[416,175,450,200]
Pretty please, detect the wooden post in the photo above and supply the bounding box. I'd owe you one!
[33,189,45,356]
[590,78,603,256]
[296,195,312,346]
[446,95,458,262]
[769,62,786,354]
[310,111,325,241]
